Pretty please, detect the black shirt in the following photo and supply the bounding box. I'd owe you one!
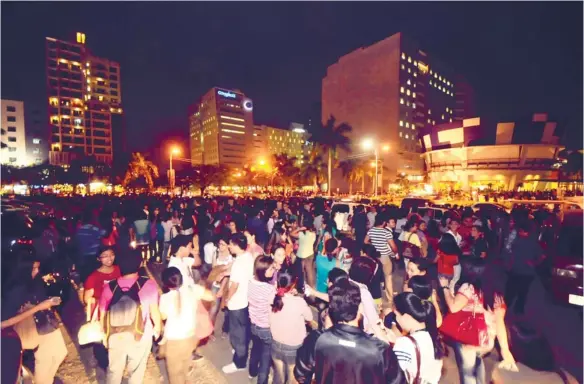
[366,258,384,300]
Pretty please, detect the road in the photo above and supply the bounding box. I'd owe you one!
[51,261,582,384]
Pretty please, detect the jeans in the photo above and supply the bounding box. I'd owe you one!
[228,307,250,368]
[106,333,152,384]
[271,340,301,384]
[249,324,272,384]
[209,284,223,326]
[453,342,486,384]
[505,273,534,315]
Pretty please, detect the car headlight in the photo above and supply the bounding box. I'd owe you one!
[554,268,578,279]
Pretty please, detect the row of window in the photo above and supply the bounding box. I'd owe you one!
[429,80,454,96]
[399,131,417,140]
[399,120,416,130]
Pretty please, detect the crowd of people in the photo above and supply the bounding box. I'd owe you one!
[0,194,579,384]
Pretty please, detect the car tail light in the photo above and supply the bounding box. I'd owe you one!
[17,239,33,245]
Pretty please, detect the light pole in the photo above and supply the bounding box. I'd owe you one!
[362,139,390,197]
[169,146,181,191]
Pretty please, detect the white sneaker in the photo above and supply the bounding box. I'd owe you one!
[222,362,245,374]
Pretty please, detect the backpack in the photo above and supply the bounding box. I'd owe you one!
[105,276,149,342]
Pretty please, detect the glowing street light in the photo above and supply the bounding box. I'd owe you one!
[361,138,390,196]
[169,146,182,191]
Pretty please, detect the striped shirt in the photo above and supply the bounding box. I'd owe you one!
[248,279,276,328]
[367,227,394,258]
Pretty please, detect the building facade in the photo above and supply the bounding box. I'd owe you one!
[189,87,254,168]
[322,32,474,185]
[422,114,564,191]
[253,123,308,164]
[46,32,123,165]
[26,105,49,166]
[1,100,27,167]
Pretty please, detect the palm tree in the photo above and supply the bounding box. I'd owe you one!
[308,116,353,195]
[299,150,327,192]
[192,164,229,195]
[122,152,159,191]
[339,159,362,195]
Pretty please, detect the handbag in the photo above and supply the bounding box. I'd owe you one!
[78,304,103,346]
[402,233,421,259]
[406,335,421,384]
[440,301,487,347]
[13,304,40,350]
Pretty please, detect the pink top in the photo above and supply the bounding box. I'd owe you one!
[99,276,159,338]
[248,243,264,258]
[270,294,313,346]
[248,279,276,328]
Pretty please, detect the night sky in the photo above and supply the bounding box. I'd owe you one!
[2,2,583,165]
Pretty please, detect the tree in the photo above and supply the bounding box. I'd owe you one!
[272,153,300,194]
[192,164,229,195]
[308,116,353,195]
[339,159,362,195]
[299,150,327,191]
[122,152,159,191]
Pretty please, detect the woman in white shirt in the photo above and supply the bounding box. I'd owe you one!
[392,292,445,384]
[159,267,213,384]
[168,235,202,288]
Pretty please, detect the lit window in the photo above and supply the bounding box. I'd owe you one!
[446,107,449,112]
[412,125,416,130]
[413,72,417,78]
[407,79,411,85]
[401,52,406,60]
[427,119,431,124]
[413,92,416,98]
[406,89,410,96]
[407,56,411,63]
[434,73,437,78]
[452,83,455,88]
[406,101,410,107]
[430,69,433,74]
[413,103,416,109]
[439,75,442,81]
[399,132,403,137]
[450,110,453,114]
[400,87,404,93]
[400,98,404,105]
[442,115,445,119]
[405,134,409,139]
[433,120,436,125]
[428,109,431,114]
[414,61,417,67]
[399,120,403,127]
[438,86,442,91]
[449,118,453,123]
[401,64,405,70]
[33,138,41,144]
[405,122,410,128]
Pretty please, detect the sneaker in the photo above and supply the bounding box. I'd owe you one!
[222,362,245,374]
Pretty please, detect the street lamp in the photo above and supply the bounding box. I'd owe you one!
[361,139,390,197]
[169,146,181,190]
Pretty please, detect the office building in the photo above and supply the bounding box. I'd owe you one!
[46,32,123,165]
[322,32,475,183]
[253,123,308,164]
[422,113,563,191]
[1,100,27,167]
[188,87,254,168]
[26,104,48,166]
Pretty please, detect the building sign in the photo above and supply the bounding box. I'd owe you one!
[243,99,253,112]
[217,90,237,99]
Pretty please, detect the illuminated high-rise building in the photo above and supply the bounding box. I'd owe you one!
[188,87,254,168]
[322,32,475,180]
[46,32,123,165]
[1,100,27,167]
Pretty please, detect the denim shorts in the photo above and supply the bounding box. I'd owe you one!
[271,340,301,364]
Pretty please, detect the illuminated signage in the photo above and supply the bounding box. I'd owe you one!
[243,99,253,112]
[217,90,237,99]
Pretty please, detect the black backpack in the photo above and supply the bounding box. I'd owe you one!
[105,276,149,342]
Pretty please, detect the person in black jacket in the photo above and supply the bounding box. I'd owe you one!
[294,279,405,384]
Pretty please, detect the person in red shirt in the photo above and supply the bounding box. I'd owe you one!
[84,246,121,318]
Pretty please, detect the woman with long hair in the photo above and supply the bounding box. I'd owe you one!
[3,253,68,384]
[266,225,293,257]
[435,232,462,292]
[315,238,342,294]
[439,258,517,384]
[393,292,445,384]
[491,320,578,384]
[247,256,276,384]
[159,267,214,384]
[399,219,423,268]
[270,272,313,384]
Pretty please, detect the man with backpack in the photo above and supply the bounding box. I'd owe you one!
[99,249,161,384]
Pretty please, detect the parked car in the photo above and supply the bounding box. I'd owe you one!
[471,202,508,215]
[331,201,369,232]
[400,197,433,213]
[417,207,449,222]
[551,210,583,308]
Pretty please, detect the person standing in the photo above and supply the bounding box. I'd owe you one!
[505,221,543,315]
[291,217,317,287]
[222,233,255,374]
[365,214,398,308]
[247,256,276,384]
[446,217,463,293]
[294,278,404,384]
[352,205,368,256]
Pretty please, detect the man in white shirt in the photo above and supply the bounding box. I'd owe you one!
[168,235,202,288]
[446,217,462,293]
[222,233,255,374]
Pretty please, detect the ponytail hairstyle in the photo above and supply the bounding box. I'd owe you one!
[406,275,433,301]
[393,292,445,360]
[271,272,295,313]
[162,267,184,317]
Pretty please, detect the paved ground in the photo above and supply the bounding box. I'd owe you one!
[50,260,582,384]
